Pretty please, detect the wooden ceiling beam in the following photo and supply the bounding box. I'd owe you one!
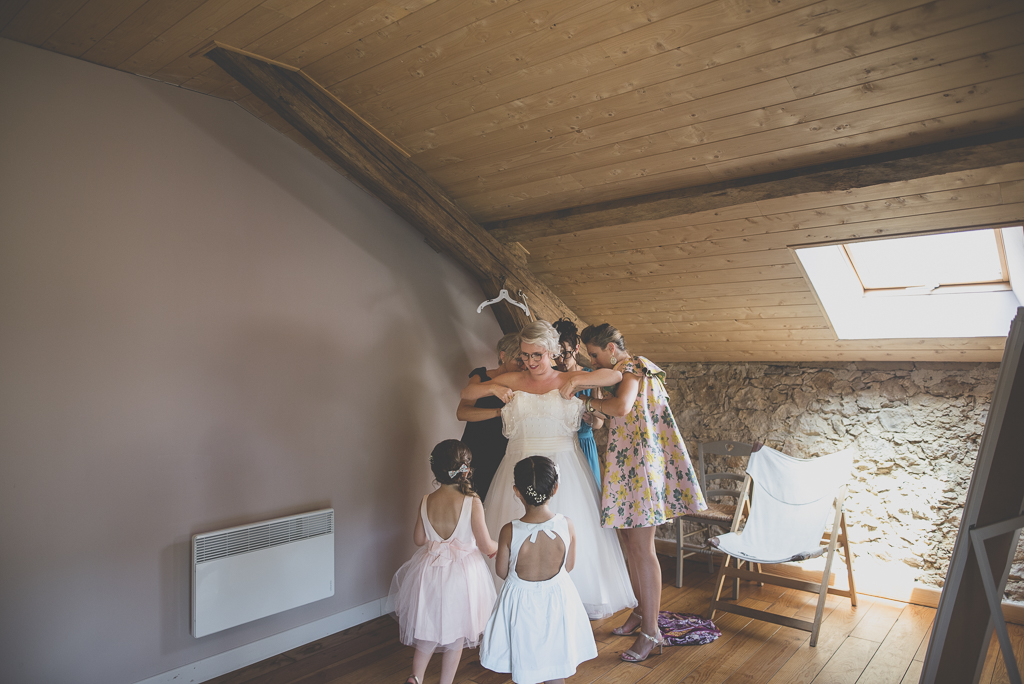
[483,127,1024,243]
[203,43,580,334]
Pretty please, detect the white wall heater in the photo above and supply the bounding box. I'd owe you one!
[192,508,334,638]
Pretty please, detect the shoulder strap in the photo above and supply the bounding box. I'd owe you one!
[419,495,437,540]
[458,494,472,527]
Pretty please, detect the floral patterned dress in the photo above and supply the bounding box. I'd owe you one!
[601,356,706,528]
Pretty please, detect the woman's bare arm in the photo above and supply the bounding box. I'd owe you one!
[559,368,622,399]
[461,374,518,402]
[592,372,640,417]
[456,399,502,422]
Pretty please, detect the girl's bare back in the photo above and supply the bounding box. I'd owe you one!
[514,532,565,581]
[425,487,464,539]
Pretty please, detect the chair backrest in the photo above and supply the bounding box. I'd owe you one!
[747,445,854,505]
[697,441,753,502]
[734,445,856,562]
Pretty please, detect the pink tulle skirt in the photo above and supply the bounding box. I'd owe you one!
[385,544,497,652]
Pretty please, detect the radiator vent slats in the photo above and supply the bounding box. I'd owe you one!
[194,510,334,564]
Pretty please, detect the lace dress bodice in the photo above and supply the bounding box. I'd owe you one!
[501,390,584,442]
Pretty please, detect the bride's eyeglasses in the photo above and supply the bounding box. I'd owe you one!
[519,351,548,362]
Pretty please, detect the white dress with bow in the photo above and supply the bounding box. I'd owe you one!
[480,514,598,684]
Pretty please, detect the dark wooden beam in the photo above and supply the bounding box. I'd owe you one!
[483,128,1024,243]
[203,43,580,334]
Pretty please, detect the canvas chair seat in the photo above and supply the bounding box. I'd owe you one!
[707,444,858,647]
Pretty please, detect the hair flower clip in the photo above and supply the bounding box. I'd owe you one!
[525,484,547,504]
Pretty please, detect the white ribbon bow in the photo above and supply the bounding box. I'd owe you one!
[526,517,560,544]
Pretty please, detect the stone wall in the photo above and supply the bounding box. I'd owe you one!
[646,360,1023,602]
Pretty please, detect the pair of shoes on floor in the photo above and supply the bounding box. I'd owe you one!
[620,629,666,663]
[611,609,642,636]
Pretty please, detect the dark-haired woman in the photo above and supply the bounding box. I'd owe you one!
[573,323,706,662]
[552,318,603,485]
[456,332,521,500]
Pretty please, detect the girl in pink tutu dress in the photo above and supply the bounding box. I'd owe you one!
[387,439,499,684]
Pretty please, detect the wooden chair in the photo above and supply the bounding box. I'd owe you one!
[675,440,755,589]
[707,445,858,647]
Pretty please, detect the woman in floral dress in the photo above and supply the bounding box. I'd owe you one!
[567,323,706,662]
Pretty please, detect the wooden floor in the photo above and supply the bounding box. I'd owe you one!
[208,558,1023,684]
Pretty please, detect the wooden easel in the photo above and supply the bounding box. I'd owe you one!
[921,307,1024,683]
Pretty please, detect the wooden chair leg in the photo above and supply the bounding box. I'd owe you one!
[708,555,731,620]
[812,493,846,647]
[840,511,857,606]
[675,517,684,588]
[705,527,715,574]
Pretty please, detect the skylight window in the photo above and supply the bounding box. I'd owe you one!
[843,230,1009,293]
[794,227,1024,339]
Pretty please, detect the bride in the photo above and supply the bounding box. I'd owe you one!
[461,320,636,619]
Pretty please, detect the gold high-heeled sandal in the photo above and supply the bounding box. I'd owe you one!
[620,630,665,663]
[611,609,642,636]
[404,676,420,684]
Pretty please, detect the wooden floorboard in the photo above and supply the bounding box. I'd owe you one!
[206,557,1024,684]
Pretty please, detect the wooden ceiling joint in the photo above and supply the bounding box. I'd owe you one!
[203,43,581,335]
[484,128,1024,243]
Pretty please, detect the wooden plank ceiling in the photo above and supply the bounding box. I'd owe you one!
[5,0,1024,362]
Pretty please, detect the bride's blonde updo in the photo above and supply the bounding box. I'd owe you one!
[518,320,560,356]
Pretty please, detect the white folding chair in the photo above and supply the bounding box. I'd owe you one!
[707,445,858,647]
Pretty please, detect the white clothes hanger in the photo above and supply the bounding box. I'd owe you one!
[477,279,531,317]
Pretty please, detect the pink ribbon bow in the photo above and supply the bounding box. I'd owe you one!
[425,539,476,567]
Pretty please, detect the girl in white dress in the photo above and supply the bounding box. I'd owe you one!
[480,456,597,684]
[462,320,636,619]
[386,440,499,684]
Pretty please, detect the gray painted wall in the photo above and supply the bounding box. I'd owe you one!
[0,38,502,684]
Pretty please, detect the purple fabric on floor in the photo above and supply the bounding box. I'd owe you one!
[657,611,721,646]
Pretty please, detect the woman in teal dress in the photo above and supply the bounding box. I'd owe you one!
[552,319,604,485]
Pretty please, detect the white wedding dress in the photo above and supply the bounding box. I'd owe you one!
[483,390,636,619]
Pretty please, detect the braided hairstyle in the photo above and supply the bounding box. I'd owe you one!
[513,456,559,507]
[429,439,477,497]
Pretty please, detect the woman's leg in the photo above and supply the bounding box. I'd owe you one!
[620,526,662,657]
[438,642,464,684]
[612,529,644,634]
